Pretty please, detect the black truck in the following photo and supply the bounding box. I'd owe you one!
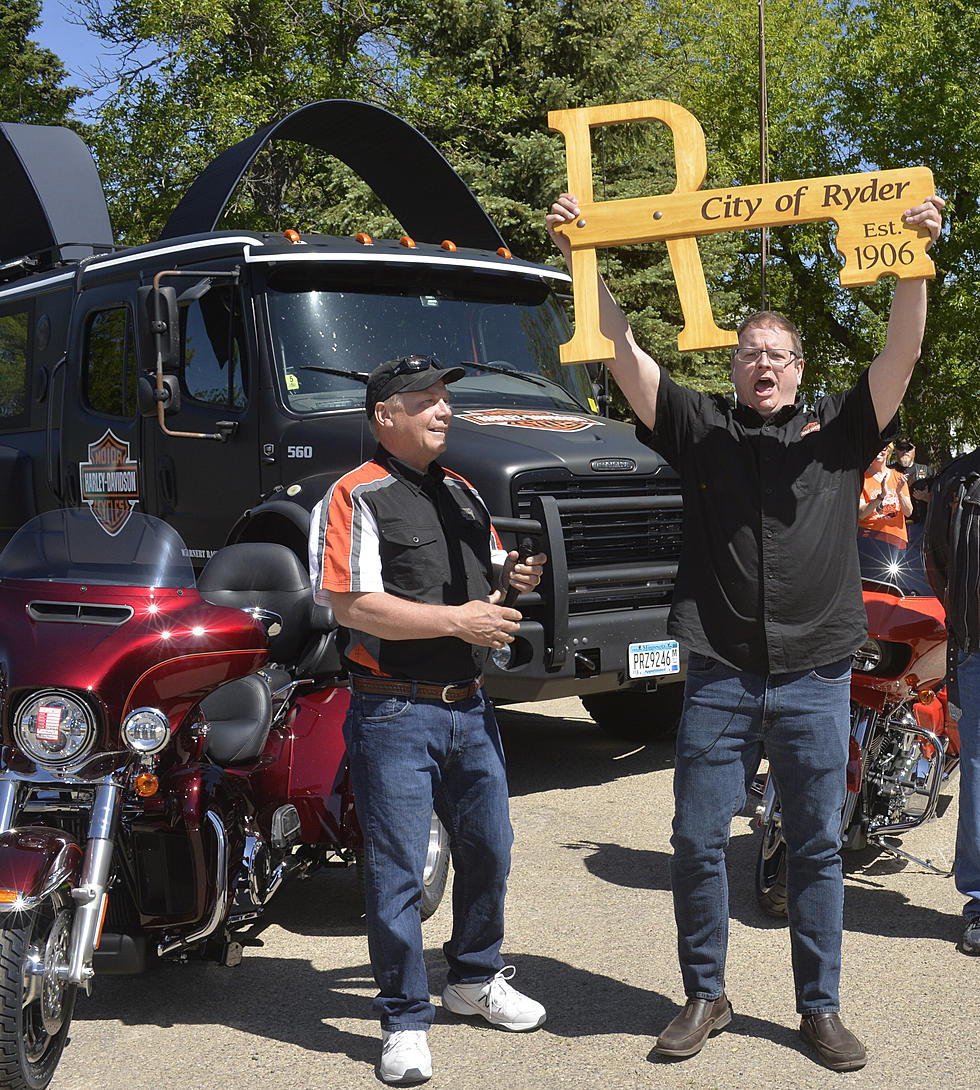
[0,100,685,734]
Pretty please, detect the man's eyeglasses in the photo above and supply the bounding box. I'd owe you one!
[731,346,801,369]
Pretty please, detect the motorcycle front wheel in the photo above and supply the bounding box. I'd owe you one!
[755,814,789,919]
[420,812,450,921]
[0,895,77,1090]
[355,810,451,922]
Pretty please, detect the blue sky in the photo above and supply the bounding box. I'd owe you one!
[35,1,109,86]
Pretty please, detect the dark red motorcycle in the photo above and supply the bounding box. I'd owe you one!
[0,508,449,1090]
[755,534,961,916]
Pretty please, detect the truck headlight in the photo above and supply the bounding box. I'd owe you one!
[491,645,513,669]
[14,690,98,767]
[121,708,171,755]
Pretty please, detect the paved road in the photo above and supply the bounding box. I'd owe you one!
[54,698,972,1090]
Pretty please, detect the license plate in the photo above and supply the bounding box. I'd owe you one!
[628,639,680,679]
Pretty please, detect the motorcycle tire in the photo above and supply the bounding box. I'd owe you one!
[355,811,451,922]
[420,812,450,921]
[755,815,789,920]
[0,895,77,1090]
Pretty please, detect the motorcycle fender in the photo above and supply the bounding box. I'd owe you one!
[0,827,83,909]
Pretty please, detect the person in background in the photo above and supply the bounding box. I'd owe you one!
[889,438,931,522]
[889,438,932,561]
[858,443,913,553]
[922,450,980,958]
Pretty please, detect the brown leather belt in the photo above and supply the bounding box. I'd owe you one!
[350,673,483,704]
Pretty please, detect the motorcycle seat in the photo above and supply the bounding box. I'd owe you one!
[198,542,313,664]
[199,673,273,765]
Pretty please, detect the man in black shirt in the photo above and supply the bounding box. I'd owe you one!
[311,355,547,1085]
[547,192,943,1071]
[889,438,932,551]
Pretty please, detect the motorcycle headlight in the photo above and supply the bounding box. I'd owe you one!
[121,708,171,755]
[14,690,98,767]
[851,638,883,673]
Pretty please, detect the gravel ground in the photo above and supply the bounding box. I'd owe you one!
[53,697,972,1090]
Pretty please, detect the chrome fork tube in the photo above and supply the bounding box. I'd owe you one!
[840,707,874,834]
[68,780,121,985]
[0,779,19,833]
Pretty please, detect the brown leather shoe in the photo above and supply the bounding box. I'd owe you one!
[654,994,732,1058]
[800,1013,867,1071]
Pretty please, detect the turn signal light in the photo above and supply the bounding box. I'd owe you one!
[0,890,20,905]
[355,232,373,245]
[283,228,301,243]
[918,689,936,704]
[904,674,918,689]
[441,239,457,251]
[134,772,159,797]
[399,235,416,248]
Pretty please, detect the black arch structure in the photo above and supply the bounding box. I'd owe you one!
[0,122,114,264]
[160,99,507,251]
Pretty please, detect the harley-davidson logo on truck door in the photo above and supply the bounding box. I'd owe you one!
[79,429,140,535]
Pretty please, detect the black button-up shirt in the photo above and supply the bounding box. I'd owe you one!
[313,445,502,683]
[638,367,896,674]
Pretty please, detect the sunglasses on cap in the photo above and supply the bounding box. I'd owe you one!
[388,354,444,378]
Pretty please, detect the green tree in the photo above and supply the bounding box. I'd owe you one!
[836,0,980,463]
[82,0,976,447]
[81,0,397,241]
[643,0,975,460]
[0,0,80,123]
[382,0,741,396]
[82,0,741,407]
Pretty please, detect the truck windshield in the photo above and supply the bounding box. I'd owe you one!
[264,270,594,414]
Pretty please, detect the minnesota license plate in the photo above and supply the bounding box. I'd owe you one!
[628,639,680,679]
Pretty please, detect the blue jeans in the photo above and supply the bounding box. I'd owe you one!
[670,653,851,1014]
[954,652,980,919]
[343,687,513,1030]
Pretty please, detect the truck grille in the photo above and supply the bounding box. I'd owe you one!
[512,470,683,614]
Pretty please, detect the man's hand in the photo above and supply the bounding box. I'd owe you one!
[546,193,578,264]
[500,550,548,596]
[903,194,945,249]
[453,595,523,649]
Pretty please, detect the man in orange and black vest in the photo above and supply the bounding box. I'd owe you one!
[310,355,547,1085]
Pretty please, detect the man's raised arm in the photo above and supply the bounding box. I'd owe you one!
[868,195,945,431]
[547,193,662,430]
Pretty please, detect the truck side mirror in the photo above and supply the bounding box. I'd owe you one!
[138,285,179,371]
[137,373,181,417]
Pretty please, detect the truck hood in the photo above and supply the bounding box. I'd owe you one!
[278,406,674,522]
[444,406,666,475]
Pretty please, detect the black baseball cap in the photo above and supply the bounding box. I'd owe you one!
[366,355,465,415]
[894,438,915,452]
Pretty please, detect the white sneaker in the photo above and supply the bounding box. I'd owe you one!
[379,1029,432,1085]
[442,965,546,1031]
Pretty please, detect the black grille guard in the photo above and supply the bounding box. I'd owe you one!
[493,491,682,669]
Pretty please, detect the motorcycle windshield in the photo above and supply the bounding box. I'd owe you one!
[857,531,935,598]
[0,509,196,588]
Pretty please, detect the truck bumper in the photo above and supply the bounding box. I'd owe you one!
[484,608,687,703]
